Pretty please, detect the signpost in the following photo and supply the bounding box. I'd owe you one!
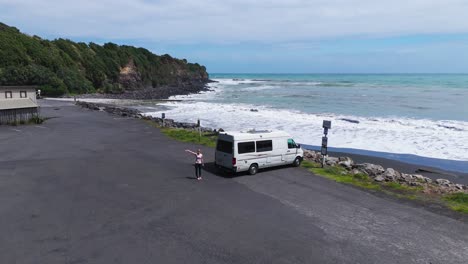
[162,113,165,127]
[321,120,331,168]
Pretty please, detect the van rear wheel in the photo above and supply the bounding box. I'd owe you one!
[293,157,302,167]
[248,164,258,175]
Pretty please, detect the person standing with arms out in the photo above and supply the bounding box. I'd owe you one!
[185,149,204,180]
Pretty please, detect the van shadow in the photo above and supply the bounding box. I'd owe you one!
[203,162,296,179]
[202,162,237,178]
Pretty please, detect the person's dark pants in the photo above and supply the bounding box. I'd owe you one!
[195,163,202,178]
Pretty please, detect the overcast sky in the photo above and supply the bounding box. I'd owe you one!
[1,0,468,73]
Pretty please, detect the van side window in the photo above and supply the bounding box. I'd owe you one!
[216,140,233,154]
[256,140,272,152]
[288,139,296,149]
[238,141,255,154]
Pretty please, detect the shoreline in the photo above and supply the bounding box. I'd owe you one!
[70,99,468,185]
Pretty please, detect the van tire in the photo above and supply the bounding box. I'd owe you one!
[248,164,258,175]
[293,157,302,167]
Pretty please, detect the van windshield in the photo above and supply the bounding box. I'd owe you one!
[216,140,233,154]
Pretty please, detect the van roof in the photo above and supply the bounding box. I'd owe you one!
[219,130,291,141]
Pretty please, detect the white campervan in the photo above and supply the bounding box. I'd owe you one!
[215,130,304,175]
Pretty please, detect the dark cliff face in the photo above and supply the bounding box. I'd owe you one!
[118,59,142,90]
[0,22,209,96]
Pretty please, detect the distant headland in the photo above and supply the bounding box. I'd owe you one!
[0,22,210,98]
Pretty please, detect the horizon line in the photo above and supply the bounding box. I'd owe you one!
[209,72,468,75]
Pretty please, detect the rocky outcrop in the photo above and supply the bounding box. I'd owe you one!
[118,60,142,90]
[302,149,468,194]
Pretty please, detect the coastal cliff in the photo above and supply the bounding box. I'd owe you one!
[0,22,209,97]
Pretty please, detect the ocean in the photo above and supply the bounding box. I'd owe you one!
[142,74,468,171]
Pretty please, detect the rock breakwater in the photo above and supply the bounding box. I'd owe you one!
[304,150,468,194]
[76,101,214,132]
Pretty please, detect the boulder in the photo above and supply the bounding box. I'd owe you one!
[338,157,354,169]
[325,157,339,166]
[455,184,465,190]
[303,150,321,162]
[374,175,385,182]
[383,168,401,182]
[423,177,433,184]
[354,163,385,177]
[413,174,425,181]
[400,173,414,182]
[435,179,451,186]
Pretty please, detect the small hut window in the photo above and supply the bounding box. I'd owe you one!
[5,91,12,99]
[20,91,27,98]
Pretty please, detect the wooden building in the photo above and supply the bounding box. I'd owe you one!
[0,86,39,124]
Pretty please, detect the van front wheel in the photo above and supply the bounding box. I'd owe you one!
[293,157,302,167]
[248,164,258,175]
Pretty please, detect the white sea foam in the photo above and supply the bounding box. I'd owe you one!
[145,101,468,161]
[239,85,277,91]
[212,78,266,85]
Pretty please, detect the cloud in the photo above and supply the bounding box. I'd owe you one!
[1,0,468,43]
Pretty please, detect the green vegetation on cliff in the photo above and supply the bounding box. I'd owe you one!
[0,22,209,96]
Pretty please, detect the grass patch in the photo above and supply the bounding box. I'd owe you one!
[443,193,468,213]
[384,182,424,193]
[143,120,217,147]
[160,127,217,147]
[302,161,381,191]
[382,182,422,200]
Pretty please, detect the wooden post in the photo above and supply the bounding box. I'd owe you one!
[197,119,201,142]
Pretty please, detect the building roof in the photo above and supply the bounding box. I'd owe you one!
[0,85,38,90]
[0,99,38,110]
